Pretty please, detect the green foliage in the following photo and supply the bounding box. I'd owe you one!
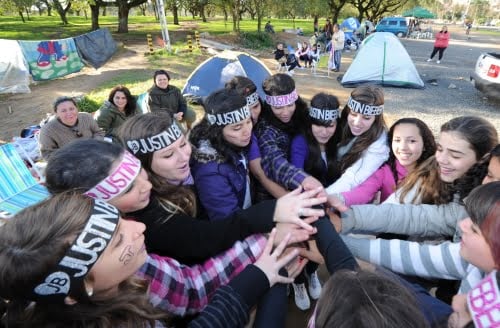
[76,96,101,113]
[238,31,274,49]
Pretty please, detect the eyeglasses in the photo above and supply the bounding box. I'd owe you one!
[71,127,83,138]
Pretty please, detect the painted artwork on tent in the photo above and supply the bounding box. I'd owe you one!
[18,38,84,81]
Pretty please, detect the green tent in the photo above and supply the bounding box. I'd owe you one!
[403,6,436,19]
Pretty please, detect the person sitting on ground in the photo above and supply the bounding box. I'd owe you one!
[147,69,197,131]
[265,21,275,34]
[273,43,299,74]
[38,96,104,160]
[94,85,140,142]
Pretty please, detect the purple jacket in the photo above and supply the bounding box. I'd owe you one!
[341,160,408,206]
[191,140,248,221]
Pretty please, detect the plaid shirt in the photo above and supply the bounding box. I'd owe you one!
[256,120,308,189]
[136,234,266,316]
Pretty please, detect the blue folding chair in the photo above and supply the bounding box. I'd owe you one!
[0,144,50,218]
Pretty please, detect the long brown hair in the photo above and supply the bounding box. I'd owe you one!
[117,112,197,217]
[0,192,168,327]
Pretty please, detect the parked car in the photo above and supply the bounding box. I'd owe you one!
[375,17,408,37]
[470,52,500,100]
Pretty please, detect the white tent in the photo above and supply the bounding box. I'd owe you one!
[0,39,30,94]
[341,32,424,89]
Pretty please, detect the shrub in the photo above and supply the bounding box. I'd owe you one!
[238,31,274,49]
[77,96,101,113]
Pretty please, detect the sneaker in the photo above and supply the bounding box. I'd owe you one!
[436,60,441,64]
[298,66,305,70]
[287,70,295,76]
[307,271,322,300]
[426,58,432,62]
[292,283,311,310]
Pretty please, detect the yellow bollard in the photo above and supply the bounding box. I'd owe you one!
[194,31,200,48]
[146,34,154,55]
[187,35,192,52]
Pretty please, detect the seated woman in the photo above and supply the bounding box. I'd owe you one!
[94,85,140,141]
[147,69,197,130]
[296,41,312,67]
[274,43,299,73]
[0,192,298,327]
[38,96,104,160]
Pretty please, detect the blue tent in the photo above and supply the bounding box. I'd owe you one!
[340,17,361,49]
[182,50,272,103]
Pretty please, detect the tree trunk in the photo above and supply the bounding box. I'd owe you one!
[117,4,129,33]
[19,10,26,23]
[76,10,80,16]
[173,4,179,24]
[25,7,31,20]
[84,9,88,19]
[102,7,106,16]
[201,7,206,22]
[90,4,100,30]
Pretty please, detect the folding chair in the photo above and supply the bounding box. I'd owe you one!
[136,92,151,114]
[0,144,50,218]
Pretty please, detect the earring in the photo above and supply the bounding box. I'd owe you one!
[87,287,93,297]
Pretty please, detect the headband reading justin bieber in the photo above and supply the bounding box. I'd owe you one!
[126,122,183,155]
[309,106,339,122]
[31,199,120,303]
[84,151,141,201]
[207,105,251,126]
[246,92,260,107]
[467,270,500,328]
[347,96,384,116]
[265,89,298,107]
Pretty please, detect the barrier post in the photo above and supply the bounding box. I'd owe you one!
[194,31,200,48]
[187,35,193,52]
[146,34,154,55]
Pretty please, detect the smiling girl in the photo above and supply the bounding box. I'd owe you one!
[325,85,389,195]
[329,118,436,207]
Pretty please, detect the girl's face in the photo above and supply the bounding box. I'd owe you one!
[312,122,337,145]
[250,102,261,124]
[347,110,375,136]
[109,168,152,213]
[271,103,296,124]
[55,100,78,126]
[435,131,477,183]
[112,91,128,111]
[89,218,148,295]
[155,74,169,89]
[223,117,253,148]
[459,217,496,272]
[151,135,192,184]
[392,123,424,171]
[483,156,500,184]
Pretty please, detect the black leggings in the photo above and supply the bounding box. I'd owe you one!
[430,47,447,60]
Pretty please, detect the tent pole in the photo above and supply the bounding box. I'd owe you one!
[156,0,171,52]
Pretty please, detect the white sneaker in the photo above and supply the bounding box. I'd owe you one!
[292,283,311,310]
[426,58,432,62]
[287,70,295,76]
[298,66,305,70]
[307,271,322,300]
[436,60,441,64]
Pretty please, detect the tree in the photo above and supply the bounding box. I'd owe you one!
[325,0,348,24]
[115,0,148,33]
[353,0,410,22]
[39,0,52,15]
[52,0,72,25]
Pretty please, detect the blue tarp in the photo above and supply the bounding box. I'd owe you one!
[74,28,117,69]
[182,51,272,103]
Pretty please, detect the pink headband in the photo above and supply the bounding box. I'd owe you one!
[265,89,298,107]
[468,270,500,328]
[84,151,141,201]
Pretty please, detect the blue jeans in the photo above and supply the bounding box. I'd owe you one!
[334,50,342,71]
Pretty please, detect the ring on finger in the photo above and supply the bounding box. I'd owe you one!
[298,208,304,217]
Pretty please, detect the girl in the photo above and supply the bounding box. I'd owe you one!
[426,25,450,64]
[94,85,139,141]
[273,43,299,74]
[38,96,104,160]
[329,118,436,207]
[296,41,312,68]
[386,116,498,205]
[331,23,345,72]
[254,73,323,197]
[190,89,254,221]
[147,69,196,130]
[325,85,390,195]
[225,76,289,200]
[289,92,340,310]
[0,192,298,327]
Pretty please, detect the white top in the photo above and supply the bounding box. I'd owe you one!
[326,131,389,194]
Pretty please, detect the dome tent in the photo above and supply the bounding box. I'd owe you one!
[182,50,272,103]
[341,32,424,89]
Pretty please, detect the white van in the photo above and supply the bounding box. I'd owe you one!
[470,52,500,100]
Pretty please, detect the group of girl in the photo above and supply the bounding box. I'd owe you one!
[2,70,499,327]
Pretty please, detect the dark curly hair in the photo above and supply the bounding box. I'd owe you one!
[108,85,137,117]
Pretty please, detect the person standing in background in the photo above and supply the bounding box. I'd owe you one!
[426,25,450,64]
